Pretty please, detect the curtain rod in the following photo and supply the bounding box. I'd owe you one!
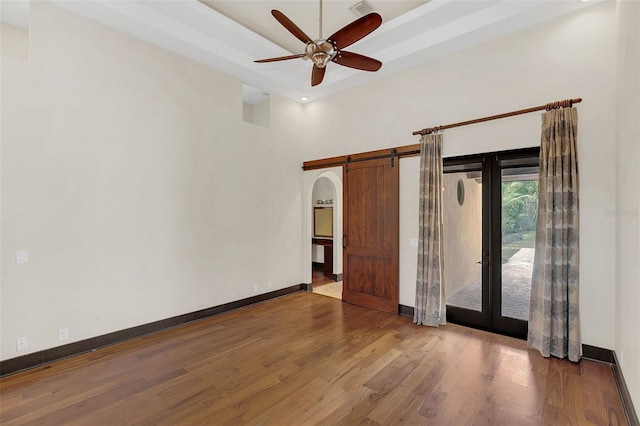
[412,98,582,136]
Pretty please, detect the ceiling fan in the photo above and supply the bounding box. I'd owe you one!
[255,0,383,87]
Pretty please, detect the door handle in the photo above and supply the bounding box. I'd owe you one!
[343,233,348,249]
[476,260,484,264]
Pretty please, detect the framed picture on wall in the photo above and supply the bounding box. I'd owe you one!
[314,207,333,238]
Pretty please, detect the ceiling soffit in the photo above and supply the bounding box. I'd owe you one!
[50,0,604,103]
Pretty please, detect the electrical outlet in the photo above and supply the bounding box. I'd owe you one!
[16,337,28,351]
[253,284,259,293]
[59,328,69,341]
[267,281,272,290]
[16,251,28,264]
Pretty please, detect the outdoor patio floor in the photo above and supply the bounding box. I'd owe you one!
[446,248,534,321]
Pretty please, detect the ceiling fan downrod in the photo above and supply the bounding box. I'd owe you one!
[304,0,334,69]
[319,0,323,39]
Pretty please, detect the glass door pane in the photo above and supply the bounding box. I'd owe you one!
[443,148,538,338]
[500,167,539,321]
[444,171,483,312]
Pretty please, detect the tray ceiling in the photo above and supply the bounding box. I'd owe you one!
[44,0,603,103]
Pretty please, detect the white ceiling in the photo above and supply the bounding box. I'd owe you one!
[34,1,604,103]
[0,0,30,29]
[201,1,430,56]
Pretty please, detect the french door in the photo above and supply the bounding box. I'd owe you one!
[443,148,539,339]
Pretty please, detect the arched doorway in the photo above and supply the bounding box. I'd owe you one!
[302,168,343,298]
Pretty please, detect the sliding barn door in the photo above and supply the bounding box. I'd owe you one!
[343,158,399,314]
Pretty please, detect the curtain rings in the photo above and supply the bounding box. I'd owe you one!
[421,125,445,136]
[545,99,573,111]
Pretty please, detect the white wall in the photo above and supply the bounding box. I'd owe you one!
[303,2,618,349]
[0,2,306,360]
[312,177,334,205]
[399,156,419,306]
[242,98,270,128]
[614,0,640,411]
[0,22,29,61]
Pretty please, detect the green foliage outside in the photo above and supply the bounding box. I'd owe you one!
[502,180,538,263]
[502,180,538,234]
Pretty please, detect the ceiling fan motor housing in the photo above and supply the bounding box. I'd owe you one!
[306,40,337,68]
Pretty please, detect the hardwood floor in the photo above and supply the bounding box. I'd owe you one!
[312,267,334,286]
[0,293,627,425]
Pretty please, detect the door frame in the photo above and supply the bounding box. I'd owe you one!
[444,147,540,339]
[302,168,344,285]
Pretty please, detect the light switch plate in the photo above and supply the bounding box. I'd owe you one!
[409,238,418,247]
[16,251,28,264]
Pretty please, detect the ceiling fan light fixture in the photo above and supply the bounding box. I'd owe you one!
[305,40,336,68]
[312,52,330,68]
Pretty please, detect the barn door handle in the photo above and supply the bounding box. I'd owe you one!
[343,233,348,249]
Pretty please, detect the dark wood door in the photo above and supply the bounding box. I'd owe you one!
[343,157,399,314]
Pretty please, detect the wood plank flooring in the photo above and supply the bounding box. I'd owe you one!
[312,267,335,286]
[0,293,627,425]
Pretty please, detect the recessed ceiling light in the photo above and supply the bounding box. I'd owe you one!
[301,97,308,101]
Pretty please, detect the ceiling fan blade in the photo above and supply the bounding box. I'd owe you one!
[271,10,313,45]
[311,65,326,87]
[333,51,382,72]
[328,13,382,50]
[255,54,306,63]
